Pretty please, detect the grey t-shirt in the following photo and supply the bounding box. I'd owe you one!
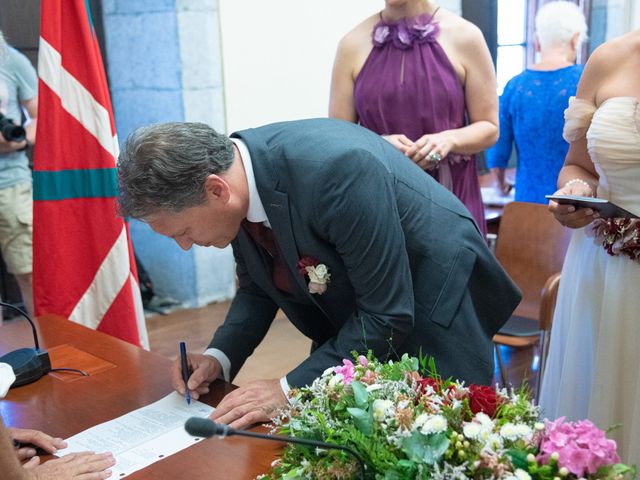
[0,46,37,189]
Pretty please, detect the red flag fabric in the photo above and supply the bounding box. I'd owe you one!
[33,0,148,348]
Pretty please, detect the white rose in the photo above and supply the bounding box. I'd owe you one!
[328,373,344,388]
[514,469,532,480]
[463,422,481,439]
[420,415,448,435]
[413,413,430,430]
[474,412,493,428]
[307,264,330,284]
[514,423,533,440]
[372,399,394,422]
[482,433,504,452]
[322,366,335,377]
[500,423,519,440]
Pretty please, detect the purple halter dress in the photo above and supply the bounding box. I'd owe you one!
[354,12,486,235]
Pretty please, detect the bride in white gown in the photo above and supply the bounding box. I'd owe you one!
[539,30,640,466]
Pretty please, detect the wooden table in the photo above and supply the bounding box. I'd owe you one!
[479,169,516,236]
[0,315,281,479]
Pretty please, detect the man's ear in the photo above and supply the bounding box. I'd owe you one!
[204,174,231,204]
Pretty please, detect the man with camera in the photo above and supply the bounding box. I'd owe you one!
[0,32,38,322]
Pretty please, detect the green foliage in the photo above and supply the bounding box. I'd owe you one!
[379,459,419,480]
[347,407,374,436]
[401,432,450,465]
[596,463,638,480]
[494,384,537,426]
[352,381,369,408]
[505,449,528,470]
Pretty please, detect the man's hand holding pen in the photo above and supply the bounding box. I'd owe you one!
[171,352,221,402]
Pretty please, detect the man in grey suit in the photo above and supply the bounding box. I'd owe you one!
[117,119,521,429]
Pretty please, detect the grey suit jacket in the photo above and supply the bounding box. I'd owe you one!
[209,118,521,387]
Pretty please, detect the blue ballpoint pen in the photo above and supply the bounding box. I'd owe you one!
[180,341,191,405]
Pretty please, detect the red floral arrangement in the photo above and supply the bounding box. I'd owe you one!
[589,218,640,263]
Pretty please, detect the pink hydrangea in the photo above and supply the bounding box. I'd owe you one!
[334,359,355,385]
[538,417,620,476]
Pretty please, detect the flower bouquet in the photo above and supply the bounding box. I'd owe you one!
[261,353,636,480]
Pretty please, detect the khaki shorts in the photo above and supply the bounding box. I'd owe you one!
[0,182,33,275]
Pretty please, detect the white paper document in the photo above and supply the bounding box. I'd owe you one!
[58,391,214,478]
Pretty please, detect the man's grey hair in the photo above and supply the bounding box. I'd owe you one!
[117,122,234,219]
[535,1,588,50]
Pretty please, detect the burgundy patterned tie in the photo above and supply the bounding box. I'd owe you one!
[242,220,293,294]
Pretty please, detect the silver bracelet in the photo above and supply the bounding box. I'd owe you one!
[563,178,594,197]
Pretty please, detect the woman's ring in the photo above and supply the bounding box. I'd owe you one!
[428,152,442,163]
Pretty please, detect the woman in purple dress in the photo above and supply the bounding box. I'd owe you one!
[330,0,498,236]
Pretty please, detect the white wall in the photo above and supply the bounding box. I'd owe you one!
[630,0,640,30]
[219,0,460,133]
[602,0,640,39]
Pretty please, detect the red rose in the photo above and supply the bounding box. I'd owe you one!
[416,377,441,395]
[297,256,319,276]
[468,385,499,417]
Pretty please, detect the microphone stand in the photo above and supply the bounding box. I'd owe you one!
[201,421,366,479]
[2,302,40,349]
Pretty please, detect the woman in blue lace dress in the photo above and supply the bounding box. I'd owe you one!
[486,1,587,204]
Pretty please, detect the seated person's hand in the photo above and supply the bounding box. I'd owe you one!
[211,379,287,430]
[548,180,598,229]
[9,428,67,460]
[22,451,115,480]
[171,353,221,401]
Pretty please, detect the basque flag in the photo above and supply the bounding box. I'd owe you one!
[33,0,148,348]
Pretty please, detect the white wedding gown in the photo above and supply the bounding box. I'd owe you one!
[539,96,640,466]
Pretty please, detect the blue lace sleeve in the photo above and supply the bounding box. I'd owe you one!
[486,81,514,169]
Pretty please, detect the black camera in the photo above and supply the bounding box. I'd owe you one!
[0,112,26,143]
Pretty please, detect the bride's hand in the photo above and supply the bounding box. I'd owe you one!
[548,180,598,229]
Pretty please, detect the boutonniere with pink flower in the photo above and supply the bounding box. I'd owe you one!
[297,256,331,295]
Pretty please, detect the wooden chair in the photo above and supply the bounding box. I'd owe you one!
[492,202,572,398]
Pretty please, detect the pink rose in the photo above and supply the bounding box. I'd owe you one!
[308,282,327,295]
[334,359,355,385]
[361,369,376,385]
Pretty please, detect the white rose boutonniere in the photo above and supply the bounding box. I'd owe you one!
[297,256,331,295]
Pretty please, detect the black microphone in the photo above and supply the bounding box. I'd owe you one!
[185,417,365,479]
[0,302,51,387]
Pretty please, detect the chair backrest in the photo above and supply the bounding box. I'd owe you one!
[494,202,572,320]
